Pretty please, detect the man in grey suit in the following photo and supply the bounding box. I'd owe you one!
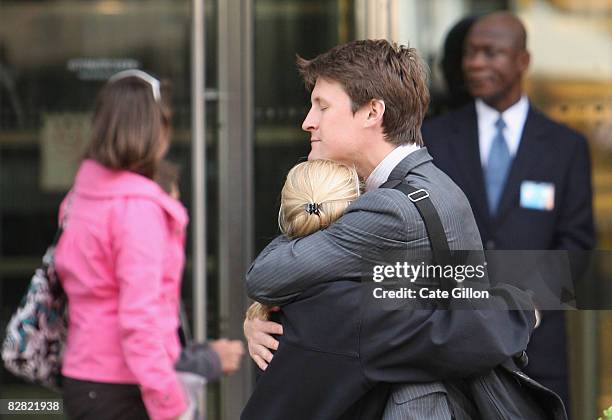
[243,40,536,419]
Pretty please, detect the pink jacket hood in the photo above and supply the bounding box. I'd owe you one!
[72,159,188,228]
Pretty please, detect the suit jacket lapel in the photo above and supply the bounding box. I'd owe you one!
[495,105,548,224]
[448,104,491,230]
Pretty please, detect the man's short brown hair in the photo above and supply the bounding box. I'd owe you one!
[297,39,430,146]
[86,77,171,179]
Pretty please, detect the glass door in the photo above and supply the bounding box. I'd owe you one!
[253,0,356,251]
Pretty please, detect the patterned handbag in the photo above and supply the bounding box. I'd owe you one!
[1,196,71,391]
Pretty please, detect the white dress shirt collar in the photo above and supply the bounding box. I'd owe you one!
[365,143,421,191]
[475,95,529,167]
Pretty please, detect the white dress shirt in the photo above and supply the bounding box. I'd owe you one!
[476,95,529,168]
[365,143,421,191]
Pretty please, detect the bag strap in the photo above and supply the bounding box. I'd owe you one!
[51,192,75,247]
[44,192,74,299]
[381,177,529,365]
[380,178,455,294]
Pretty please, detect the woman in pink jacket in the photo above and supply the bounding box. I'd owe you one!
[54,70,189,420]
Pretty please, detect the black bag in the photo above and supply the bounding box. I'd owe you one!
[382,178,568,420]
[469,358,567,420]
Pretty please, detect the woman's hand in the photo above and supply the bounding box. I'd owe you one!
[209,339,245,375]
[243,307,283,371]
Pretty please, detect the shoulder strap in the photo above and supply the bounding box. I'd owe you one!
[382,179,531,366]
[51,191,75,247]
[380,179,454,294]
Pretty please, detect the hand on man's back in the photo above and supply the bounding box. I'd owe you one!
[243,306,283,371]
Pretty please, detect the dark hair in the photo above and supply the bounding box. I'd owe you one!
[441,16,478,110]
[297,39,430,146]
[154,159,180,196]
[85,76,171,179]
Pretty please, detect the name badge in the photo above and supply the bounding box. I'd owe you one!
[520,181,555,211]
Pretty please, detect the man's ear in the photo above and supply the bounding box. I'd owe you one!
[364,99,385,128]
[518,50,530,73]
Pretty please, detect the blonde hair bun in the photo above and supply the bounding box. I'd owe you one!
[279,160,360,238]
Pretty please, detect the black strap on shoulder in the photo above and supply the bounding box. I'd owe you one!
[380,178,454,294]
[382,178,530,364]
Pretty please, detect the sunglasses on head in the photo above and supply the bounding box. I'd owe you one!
[109,69,161,102]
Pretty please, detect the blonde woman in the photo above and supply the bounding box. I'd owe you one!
[246,159,361,321]
[244,160,452,420]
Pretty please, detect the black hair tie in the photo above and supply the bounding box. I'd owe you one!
[305,203,320,215]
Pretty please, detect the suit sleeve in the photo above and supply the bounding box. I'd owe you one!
[361,284,536,383]
[553,134,595,250]
[246,191,408,305]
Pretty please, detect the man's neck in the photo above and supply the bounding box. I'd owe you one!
[364,143,421,191]
[483,88,523,113]
[356,141,397,179]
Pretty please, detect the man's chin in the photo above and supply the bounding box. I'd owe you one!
[466,82,495,98]
[308,150,323,161]
[468,87,489,98]
[468,86,500,103]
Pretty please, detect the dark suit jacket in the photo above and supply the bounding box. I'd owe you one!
[242,280,535,420]
[422,101,595,384]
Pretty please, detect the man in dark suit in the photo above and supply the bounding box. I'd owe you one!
[423,12,595,414]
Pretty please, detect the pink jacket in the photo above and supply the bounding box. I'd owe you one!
[55,159,188,420]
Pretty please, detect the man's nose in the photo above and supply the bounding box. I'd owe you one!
[302,108,316,132]
[464,51,486,71]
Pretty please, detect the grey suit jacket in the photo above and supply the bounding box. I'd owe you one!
[246,148,524,420]
[247,148,483,304]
